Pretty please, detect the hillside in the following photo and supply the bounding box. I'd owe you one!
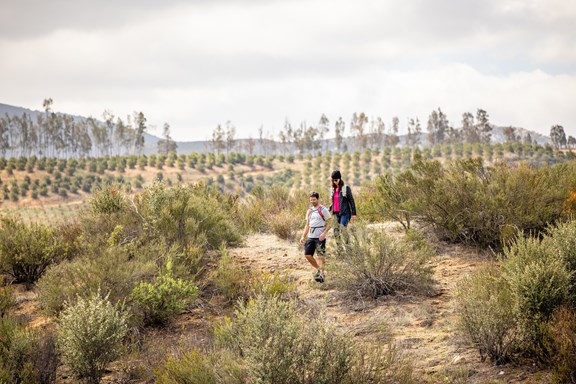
[2,149,575,383]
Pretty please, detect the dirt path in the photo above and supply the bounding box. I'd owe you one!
[229,225,549,383]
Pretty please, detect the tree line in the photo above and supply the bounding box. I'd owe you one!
[211,108,572,155]
[0,99,176,158]
[2,99,570,159]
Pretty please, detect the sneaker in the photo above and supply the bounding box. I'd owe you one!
[315,271,325,283]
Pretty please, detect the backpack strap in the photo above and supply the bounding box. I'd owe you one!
[307,205,325,222]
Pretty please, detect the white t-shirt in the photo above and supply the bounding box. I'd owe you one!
[305,205,331,239]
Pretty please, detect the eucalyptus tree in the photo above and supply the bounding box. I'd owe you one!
[550,124,567,149]
[334,117,346,152]
[350,112,368,149]
[427,108,448,145]
[278,119,292,155]
[461,112,478,144]
[385,116,400,147]
[158,122,177,155]
[406,118,416,147]
[88,117,108,156]
[133,111,147,154]
[568,136,576,149]
[503,126,517,143]
[476,109,492,144]
[211,124,225,154]
[0,116,9,156]
[317,113,330,151]
[225,120,236,154]
[370,116,385,149]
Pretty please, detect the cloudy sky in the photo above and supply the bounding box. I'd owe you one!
[1,0,575,141]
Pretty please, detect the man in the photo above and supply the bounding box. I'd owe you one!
[329,170,357,255]
[299,191,331,283]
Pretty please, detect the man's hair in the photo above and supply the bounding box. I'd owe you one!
[309,191,319,199]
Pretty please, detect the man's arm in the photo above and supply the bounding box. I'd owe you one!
[300,220,310,244]
[319,217,330,241]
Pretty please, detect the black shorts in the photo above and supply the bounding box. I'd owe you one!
[304,238,326,257]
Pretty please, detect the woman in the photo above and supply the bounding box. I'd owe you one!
[329,170,356,255]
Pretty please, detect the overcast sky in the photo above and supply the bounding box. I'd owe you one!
[1,0,575,141]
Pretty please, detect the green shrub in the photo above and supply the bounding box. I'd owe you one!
[457,226,576,365]
[455,264,517,364]
[379,158,576,249]
[543,220,576,297]
[501,234,572,354]
[215,296,354,384]
[364,174,413,230]
[546,307,576,384]
[347,344,416,384]
[211,245,250,302]
[89,185,129,215]
[58,292,128,384]
[332,226,435,298]
[154,348,246,384]
[0,217,76,284]
[268,210,302,240]
[236,197,267,233]
[0,316,50,384]
[135,182,242,250]
[155,349,216,384]
[250,271,296,300]
[0,286,14,317]
[131,270,198,326]
[37,251,156,316]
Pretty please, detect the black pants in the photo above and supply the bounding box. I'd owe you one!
[304,238,326,257]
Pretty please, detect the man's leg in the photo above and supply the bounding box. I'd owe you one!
[315,239,326,273]
[304,238,321,270]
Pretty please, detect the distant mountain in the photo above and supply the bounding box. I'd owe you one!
[0,102,551,156]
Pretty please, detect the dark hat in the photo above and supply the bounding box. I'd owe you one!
[331,170,342,179]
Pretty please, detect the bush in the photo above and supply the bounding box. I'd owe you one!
[134,182,243,251]
[89,185,129,215]
[154,348,246,384]
[155,348,216,384]
[543,220,576,297]
[501,234,572,355]
[211,245,251,303]
[347,344,416,384]
[455,264,517,364]
[0,286,14,317]
[332,226,435,298]
[546,307,576,383]
[0,217,77,284]
[378,158,576,249]
[457,228,574,364]
[0,316,54,384]
[236,197,267,233]
[250,271,296,300]
[268,210,302,240]
[131,270,198,326]
[37,251,156,316]
[215,296,354,384]
[58,292,128,384]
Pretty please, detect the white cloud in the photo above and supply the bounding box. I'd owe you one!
[0,0,575,141]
